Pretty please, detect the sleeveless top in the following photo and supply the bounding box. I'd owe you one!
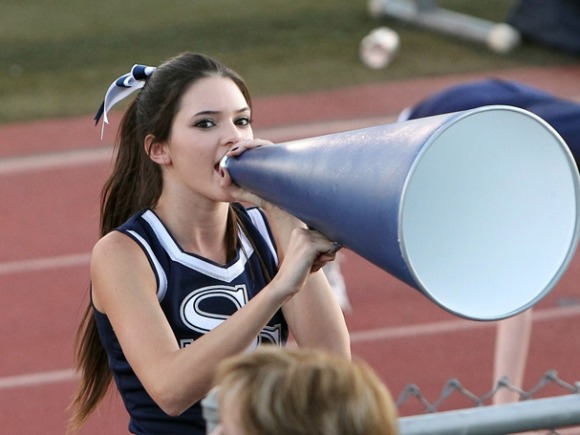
[94,204,288,434]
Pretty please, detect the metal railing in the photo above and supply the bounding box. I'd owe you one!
[398,371,580,434]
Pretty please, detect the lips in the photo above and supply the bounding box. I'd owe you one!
[214,155,225,171]
[215,155,229,176]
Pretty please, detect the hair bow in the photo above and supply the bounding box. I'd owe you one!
[94,64,156,138]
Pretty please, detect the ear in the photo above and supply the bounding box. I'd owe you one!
[145,134,171,165]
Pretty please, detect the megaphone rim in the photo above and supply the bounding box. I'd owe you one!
[397,105,580,321]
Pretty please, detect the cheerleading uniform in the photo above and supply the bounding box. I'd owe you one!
[94,204,287,434]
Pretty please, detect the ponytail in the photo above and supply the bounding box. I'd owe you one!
[67,304,112,433]
[68,100,162,433]
[101,100,163,235]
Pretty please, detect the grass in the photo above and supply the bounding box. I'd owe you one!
[0,0,577,123]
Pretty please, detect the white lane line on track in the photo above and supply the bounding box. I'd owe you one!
[0,147,113,174]
[2,304,579,391]
[349,304,580,343]
[0,368,79,390]
[0,116,393,175]
[0,253,90,275]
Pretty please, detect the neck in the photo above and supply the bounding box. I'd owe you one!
[153,195,232,264]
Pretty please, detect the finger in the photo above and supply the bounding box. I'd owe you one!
[311,258,325,273]
[326,241,343,256]
[310,244,341,272]
[227,139,272,157]
[310,253,335,273]
[305,229,342,255]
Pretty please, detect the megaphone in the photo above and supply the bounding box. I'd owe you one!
[221,106,580,321]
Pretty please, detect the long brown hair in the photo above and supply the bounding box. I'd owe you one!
[68,52,253,433]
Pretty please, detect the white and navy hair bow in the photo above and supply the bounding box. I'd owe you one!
[94,64,156,138]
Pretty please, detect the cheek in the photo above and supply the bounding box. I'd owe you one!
[172,143,211,169]
[238,125,254,141]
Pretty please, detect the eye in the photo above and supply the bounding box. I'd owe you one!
[194,119,216,129]
[235,116,252,127]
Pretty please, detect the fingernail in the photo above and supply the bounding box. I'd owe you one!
[327,242,343,255]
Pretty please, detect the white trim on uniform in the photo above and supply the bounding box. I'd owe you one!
[127,229,168,302]
[141,210,254,283]
[247,208,279,266]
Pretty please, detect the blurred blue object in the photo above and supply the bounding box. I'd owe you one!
[403,79,580,166]
[508,0,580,55]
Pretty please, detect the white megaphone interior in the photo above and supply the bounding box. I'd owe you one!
[400,106,580,321]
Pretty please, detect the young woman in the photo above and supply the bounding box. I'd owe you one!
[210,347,399,435]
[68,52,350,434]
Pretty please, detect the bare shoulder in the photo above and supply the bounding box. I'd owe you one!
[93,230,137,255]
[91,230,155,312]
[91,230,149,268]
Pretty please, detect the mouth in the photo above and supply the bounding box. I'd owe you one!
[217,155,229,170]
[214,155,229,175]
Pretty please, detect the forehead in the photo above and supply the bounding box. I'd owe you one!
[180,76,248,112]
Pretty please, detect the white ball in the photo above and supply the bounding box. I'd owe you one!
[360,27,400,69]
[487,23,521,54]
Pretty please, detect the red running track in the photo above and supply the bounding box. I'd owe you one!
[1,65,580,434]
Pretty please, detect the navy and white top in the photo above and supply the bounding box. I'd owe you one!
[94,204,288,435]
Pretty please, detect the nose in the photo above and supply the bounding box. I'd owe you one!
[222,120,252,147]
[222,121,243,146]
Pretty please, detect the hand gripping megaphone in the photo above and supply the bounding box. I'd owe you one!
[221,106,580,321]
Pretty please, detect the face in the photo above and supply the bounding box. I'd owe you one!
[157,75,253,202]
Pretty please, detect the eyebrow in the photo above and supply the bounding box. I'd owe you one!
[194,107,251,117]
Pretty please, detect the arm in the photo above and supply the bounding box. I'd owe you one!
[221,140,351,359]
[263,206,351,359]
[492,309,532,404]
[91,223,341,416]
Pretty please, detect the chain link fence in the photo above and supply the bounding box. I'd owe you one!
[398,370,580,434]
